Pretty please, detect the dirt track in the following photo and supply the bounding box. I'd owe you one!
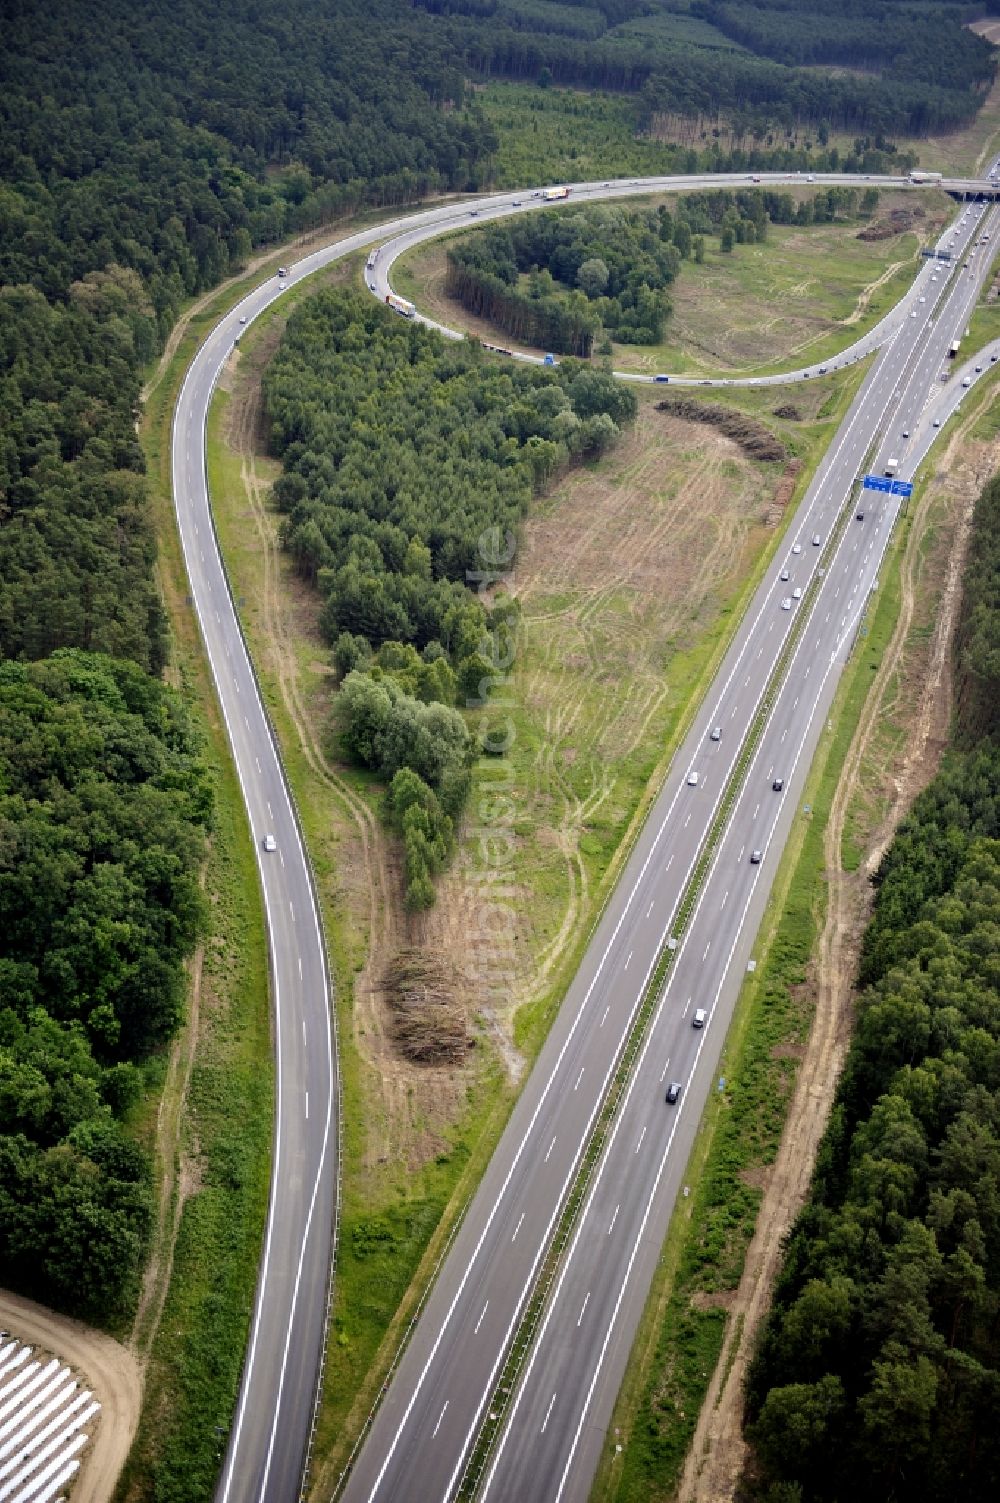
[677,417,999,1502]
[0,1290,141,1503]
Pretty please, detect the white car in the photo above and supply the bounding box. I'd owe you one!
[781,596,792,611]
[792,586,803,600]
[792,542,802,555]
[812,533,821,546]
[919,296,927,304]
[780,567,790,581]
[933,417,941,427]
[239,315,248,325]
[263,834,277,852]
[687,770,699,786]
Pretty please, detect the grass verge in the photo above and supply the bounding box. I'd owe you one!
[201,352,527,1495]
[192,245,864,1498]
[116,284,274,1499]
[394,201,941,380]
[595,506,907,1502]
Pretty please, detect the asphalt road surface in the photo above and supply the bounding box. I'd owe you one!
[173,324,337,1502]
[336,191,1000,1503]
[171,171,998,1503]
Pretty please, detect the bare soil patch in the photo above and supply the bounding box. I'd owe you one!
[690,1290,738,1314]
[0,1290,141,1503]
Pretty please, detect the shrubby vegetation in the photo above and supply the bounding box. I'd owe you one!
[744,468,1000,1502]
[0,652,210,1319]
[266,288,633,901]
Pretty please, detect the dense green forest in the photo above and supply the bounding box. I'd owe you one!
[264,287,635,647]
[953,472,1000,744]
[0,0,507,1319]
[0,0,497,677]
[0,653,210,1319]
[446,202,682,354]
[264,288,634,900]
[420,0,996,135]
[743,471,1000,1501]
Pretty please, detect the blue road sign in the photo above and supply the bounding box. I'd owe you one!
[863,474,892,492]
[890,479,913,497]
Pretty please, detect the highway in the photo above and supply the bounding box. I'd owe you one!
[172,308,338,1500]
[336,189,1000,1502]
[168,171,998,1503]
[368,171,995,388]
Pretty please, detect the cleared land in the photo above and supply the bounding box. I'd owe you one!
[205,288,858,1490]
[395,193,947,377]
[596,355,1000,1503]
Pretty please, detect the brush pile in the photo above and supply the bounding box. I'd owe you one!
[382,948,471,1065]
[655,397,788,462]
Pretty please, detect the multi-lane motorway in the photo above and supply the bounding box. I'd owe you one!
[340,189,1000,1502]
[170,172,999,1503]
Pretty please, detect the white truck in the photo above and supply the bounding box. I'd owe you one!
[543,186,570,201]
[385,292,416,318]
[909,170,943,184]
[884,457,899,476]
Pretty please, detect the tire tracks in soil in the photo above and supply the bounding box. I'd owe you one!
[231,370,398,1058]
[678,421,997,1503]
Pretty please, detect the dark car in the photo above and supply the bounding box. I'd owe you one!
[772,777,784,792]
[856,508,865,521]
[666,1081,682,1105]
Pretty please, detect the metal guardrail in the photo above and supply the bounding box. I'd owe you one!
[193,364,343,1503]
[453,457,869,1502]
